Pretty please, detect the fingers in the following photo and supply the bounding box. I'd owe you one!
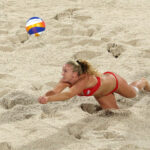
[38,96,48,104]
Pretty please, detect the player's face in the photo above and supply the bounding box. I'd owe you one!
[61,64,74,82]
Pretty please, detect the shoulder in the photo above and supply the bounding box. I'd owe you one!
[59,79,71,87]
[71,75,89,89]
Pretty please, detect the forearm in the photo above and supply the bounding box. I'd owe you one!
[45,90,56,96]
[47,92,73,102]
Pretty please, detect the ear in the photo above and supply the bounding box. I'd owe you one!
[72,71,78,78]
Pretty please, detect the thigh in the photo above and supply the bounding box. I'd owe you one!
[115,74,136,98]
[95,94,119,109]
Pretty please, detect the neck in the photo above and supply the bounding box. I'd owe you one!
[70,74,86,85]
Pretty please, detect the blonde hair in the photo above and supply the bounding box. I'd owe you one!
[66,60,100,76]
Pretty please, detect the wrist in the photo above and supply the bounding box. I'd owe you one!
[46,96,50,102]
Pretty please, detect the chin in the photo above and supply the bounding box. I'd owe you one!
[62,77,68,82]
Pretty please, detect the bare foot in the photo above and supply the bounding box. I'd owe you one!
[142,78,150,92]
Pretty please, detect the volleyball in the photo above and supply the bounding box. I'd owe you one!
[26,17,46,36]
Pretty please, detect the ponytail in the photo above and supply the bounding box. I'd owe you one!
[66,59,100,76]
[76,60,87,74]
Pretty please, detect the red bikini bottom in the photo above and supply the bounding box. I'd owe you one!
[103,72,119,96]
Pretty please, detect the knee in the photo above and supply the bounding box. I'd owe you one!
[126,89,137,98]
[118,88,137,98]
[130,86,139,98]
[128,93,136,98]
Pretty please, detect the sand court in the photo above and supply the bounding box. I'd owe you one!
[0,0,150,149]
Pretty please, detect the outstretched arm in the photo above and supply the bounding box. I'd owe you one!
[45,91,56,96]
[38,91,72,104]
[46,91,74,102]
[44,80,70,96]
[39,78,87,104]
[38,80,70,104]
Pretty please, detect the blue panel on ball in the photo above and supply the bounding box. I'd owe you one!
[28,27,45,35]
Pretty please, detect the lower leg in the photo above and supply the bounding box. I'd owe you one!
[130,78,150,92]
[95,94,119,109]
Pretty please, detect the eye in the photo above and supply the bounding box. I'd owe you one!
[62,68,67,73]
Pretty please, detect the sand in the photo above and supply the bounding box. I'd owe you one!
[0,0,150,149]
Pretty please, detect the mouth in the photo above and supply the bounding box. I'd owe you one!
[62,76,66,80]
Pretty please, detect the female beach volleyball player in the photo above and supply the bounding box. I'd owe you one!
[38,60,150,109]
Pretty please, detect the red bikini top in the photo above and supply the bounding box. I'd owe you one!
[78,77,101,96]
[78,72,119,97]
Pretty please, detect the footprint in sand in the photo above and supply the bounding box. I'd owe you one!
[80,103,102,114]
[0,90,37,109]
[55,22,100,38]
[54,8,79,21]
[117,98,136,108]
[0,104,41,124]
[97,109,131,117]
[41,104,61,118]
[67,123,85,139]
[107,42,125,58]
[72,50,100,60]
[54,8,91,24]
[0,142,13,150]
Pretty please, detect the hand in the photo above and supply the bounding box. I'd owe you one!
[38,96,48,104]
